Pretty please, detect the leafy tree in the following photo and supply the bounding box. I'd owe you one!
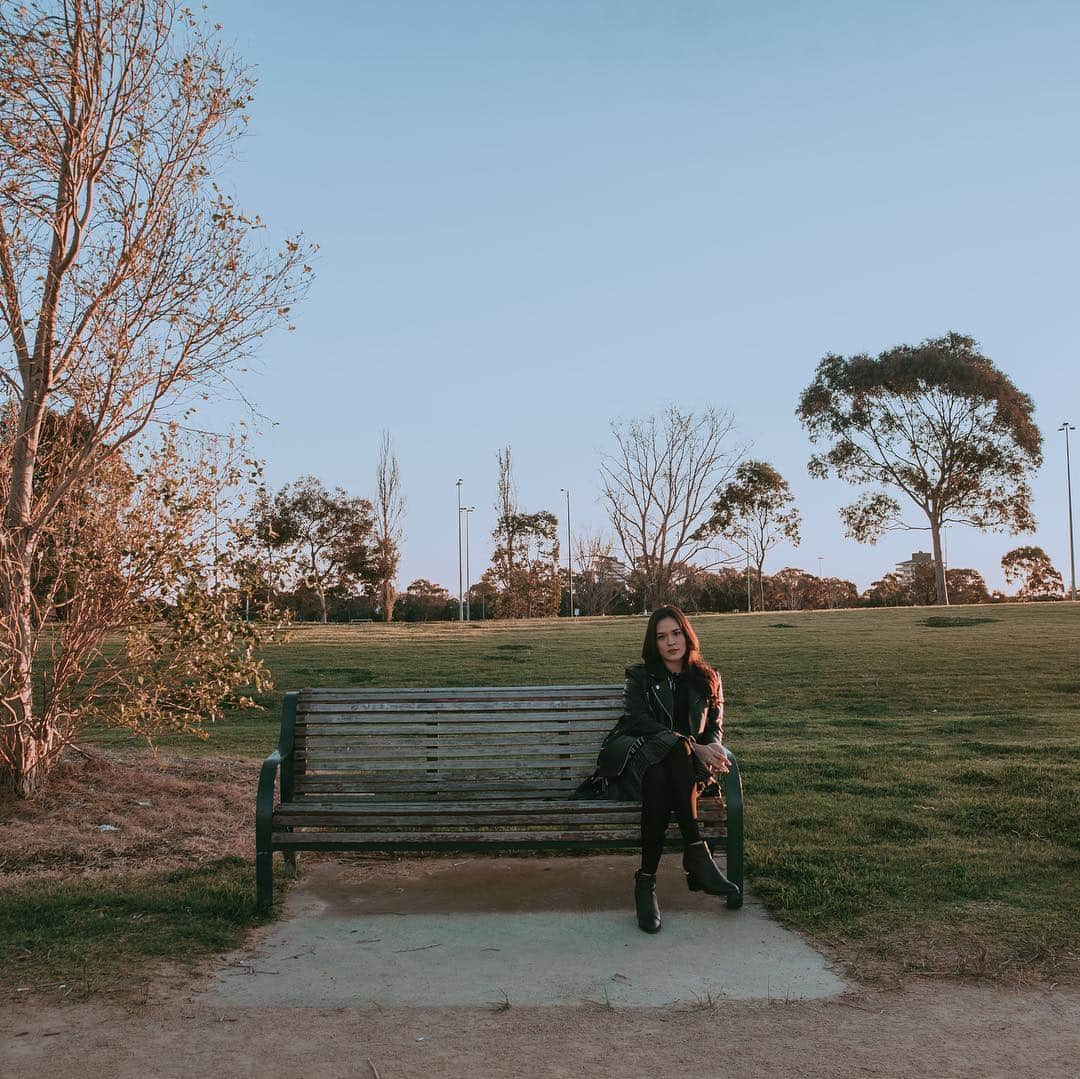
[861,572,912,607]
[0,2,311,795]
[394,579,457,622]
[600,406,743,607]
[698,460,801,611]
[907,562,939,606]
[467,577,499,620]
[767,567,815,611]
[372,432,406,622]
[1,412,282,782]
[1002,546,1064,600]
[819,577,860,610]
[490,510,561,618]
[797,333,1042,605]
[267,477,375,623]
[488,448,561,618]
[945,567,991,605]
[863,563,990,607]
[244,485,289,615]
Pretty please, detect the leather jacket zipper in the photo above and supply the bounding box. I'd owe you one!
[651,679,674,729]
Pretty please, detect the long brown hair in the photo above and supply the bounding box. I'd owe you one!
[641,606,721,708]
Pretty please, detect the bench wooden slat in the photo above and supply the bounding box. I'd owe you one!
[296,719,615,735]
[296,758,595,774]
[272,829,709,846]
[293,779,586,793]
[274,812,643,825]
[277,797,722,814]
[298,744,598,762]
[295,734,607,751]
[295,725,617,734]
[277,800,645,815]
[297,701,620,716]
[275,809,723,827]
[298,685,621,698]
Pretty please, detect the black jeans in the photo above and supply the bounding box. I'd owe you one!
[639,740,702,874]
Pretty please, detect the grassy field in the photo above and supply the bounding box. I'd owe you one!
[4,602,1078,992]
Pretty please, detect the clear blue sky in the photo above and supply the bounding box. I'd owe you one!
[205,0,1080,596]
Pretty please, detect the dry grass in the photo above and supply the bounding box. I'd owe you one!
[0,749,256,885]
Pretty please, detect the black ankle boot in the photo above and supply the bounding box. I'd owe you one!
[634,870,661,933]
[683,841,740,897]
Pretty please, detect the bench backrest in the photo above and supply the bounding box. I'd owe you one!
[294,685,622,801]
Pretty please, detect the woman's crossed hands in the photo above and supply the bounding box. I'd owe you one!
[692,741,730,774]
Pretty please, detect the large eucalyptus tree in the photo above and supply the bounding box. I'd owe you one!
[797,333,1041,605]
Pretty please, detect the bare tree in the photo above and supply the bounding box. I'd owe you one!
[599,406,744,608]
[372,431,405,621]
[0,1,312,794]
[572,530,628,615]
[493,446,518,600]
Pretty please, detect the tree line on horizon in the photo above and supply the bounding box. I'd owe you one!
[0,2,1063,797]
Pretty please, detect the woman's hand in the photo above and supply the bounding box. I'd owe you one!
[692,741,730,774]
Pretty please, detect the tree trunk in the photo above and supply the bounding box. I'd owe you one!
[0,543,58,796]
[929,521,949,605]
[381,580,395,622]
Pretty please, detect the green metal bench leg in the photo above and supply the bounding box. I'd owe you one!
[722,748,745,910]
[256,850,274,913]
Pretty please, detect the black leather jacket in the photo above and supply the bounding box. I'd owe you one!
[619,660,723,745]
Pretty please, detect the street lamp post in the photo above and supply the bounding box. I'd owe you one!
[456,478,464,621]
[745,521,752,613]
[461,506,475,620]
[1061,422,1077,601]
[560,487,573,617]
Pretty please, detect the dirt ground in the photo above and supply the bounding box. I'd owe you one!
[2,977,1078,1078]
[3,752,1078,1076]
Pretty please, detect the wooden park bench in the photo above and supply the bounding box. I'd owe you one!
[256,685,744,913]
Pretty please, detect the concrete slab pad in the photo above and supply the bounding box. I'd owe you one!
[205,856,848,1008]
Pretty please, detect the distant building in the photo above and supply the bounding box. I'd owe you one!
[896,551,932,581]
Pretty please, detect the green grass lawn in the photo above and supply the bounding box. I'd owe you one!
[7,602,1079,990]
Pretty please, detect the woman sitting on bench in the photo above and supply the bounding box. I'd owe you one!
[580,605,739,933]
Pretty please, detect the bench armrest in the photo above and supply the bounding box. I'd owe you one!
[720,746,743,818]
[719,746,745,907]
[256,748,284,853]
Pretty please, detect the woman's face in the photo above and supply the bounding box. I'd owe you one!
[654,616,687,667]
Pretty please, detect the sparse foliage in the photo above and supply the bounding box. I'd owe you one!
[1002,546,1064,600]
[372,432,405,622]
[797,333,1042,605]
[572,531,629,616]
[599,406,744,607]
[0,0,312,794]
[488,447,561,618]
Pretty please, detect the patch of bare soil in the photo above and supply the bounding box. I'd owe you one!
[1,980,1078,1078]
[0,748,256,884]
